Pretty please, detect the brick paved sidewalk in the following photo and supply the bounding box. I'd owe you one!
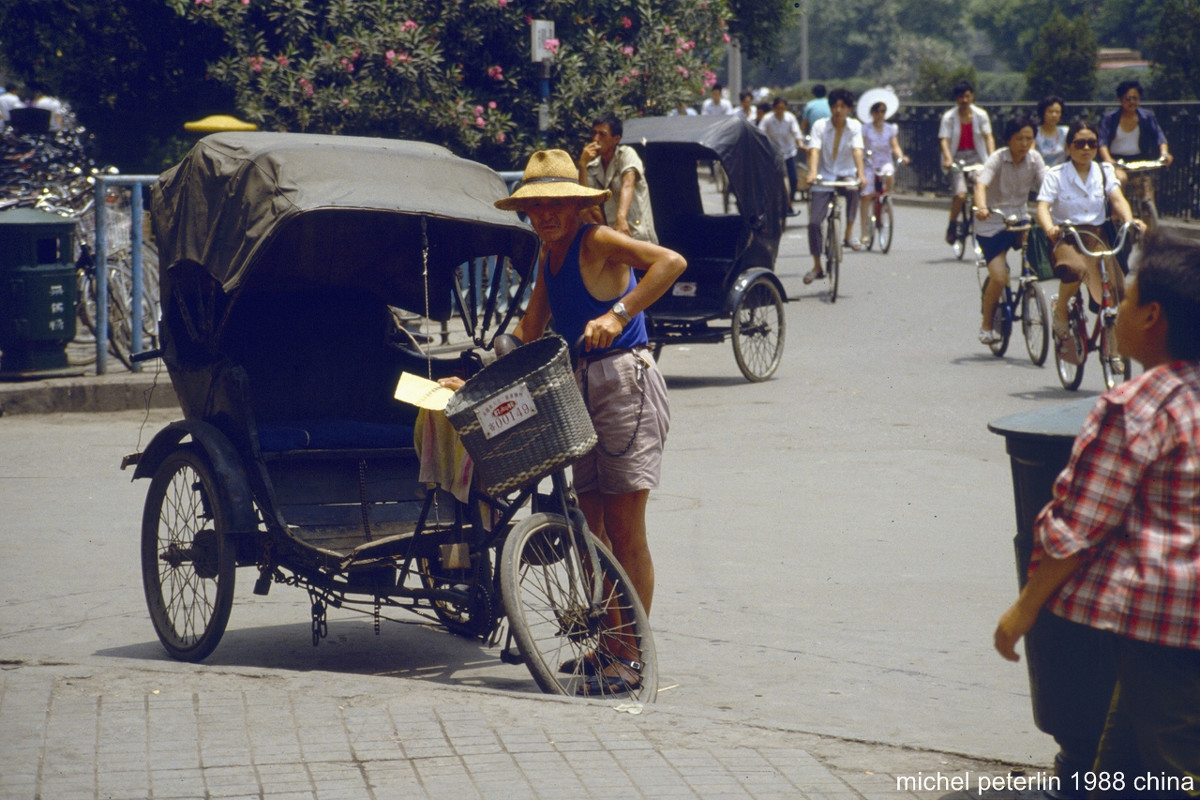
[0,665,1021,800]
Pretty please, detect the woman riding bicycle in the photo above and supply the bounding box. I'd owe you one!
[1034,95,1068,167]
[1036,120,1144,365]
[803,87,865,283]
[858,100,908,245]
[973,116,1046,346]
[1098,79,1172,194]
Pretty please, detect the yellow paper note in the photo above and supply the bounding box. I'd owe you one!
[394,372,455,411]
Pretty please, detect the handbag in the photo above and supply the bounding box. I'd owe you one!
[1027,226,1055,281]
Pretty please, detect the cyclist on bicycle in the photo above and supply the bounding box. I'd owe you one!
[939,80,994,245]
[803,87,865,283]
[973,116,1046,346]
[1037,121,1144,365]
[1098,80,1172,211]
[858,99,908,245]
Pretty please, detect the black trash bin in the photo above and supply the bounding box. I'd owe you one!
[989,399,1117,799]
[0,209,81,379]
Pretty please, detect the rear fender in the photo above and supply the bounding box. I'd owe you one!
[723,268,786,317]
[128,420,258,536]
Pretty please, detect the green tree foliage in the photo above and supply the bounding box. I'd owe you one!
[970,0,1092,69]
[1145,0,1200,100]
[726,0,798,62]
[0,0,233,172]
[172,0,731,169]
[1026,9,1097,101]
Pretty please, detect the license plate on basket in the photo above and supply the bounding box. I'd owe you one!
[475,383,539,439]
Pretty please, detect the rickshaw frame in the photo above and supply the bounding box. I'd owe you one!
[125,132,657,701]
[622,115,789,382]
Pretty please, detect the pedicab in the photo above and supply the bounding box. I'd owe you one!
[621,114,788,382]
[124,132,657,700]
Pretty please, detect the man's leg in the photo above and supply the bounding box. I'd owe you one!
[806,191,831,279]
[578,489,652,680]
[578,488,653,614]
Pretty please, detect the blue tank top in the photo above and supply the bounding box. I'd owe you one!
[543,225,648,356]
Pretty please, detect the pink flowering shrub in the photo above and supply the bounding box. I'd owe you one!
[171,0,731,168]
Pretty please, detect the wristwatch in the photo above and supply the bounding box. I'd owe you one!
[610,301,632,324]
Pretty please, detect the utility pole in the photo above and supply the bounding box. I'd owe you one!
[800,0,809,83]
[728,39,743,97]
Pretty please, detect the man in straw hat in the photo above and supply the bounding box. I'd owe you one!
[500,148,686,694]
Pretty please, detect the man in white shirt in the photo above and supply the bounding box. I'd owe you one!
[700,84,732,115]
[938,80,994,244]
[804,88,866,282]
[733,90,755,121]
[0,83,25,125]
[759,96,805,215]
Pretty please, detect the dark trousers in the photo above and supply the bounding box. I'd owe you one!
[807,186,858,256]
[1092,635,1200,799]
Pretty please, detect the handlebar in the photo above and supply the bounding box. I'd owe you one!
[1115,156,1168,172]
[981,208,1032,231]
[1058,221,1134,257]
[948,161,984,174]
[812,179,861,189]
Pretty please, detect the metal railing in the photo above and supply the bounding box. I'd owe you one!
[887,101,1200,222]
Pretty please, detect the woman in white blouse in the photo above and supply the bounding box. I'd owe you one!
[1036,120,1144,364]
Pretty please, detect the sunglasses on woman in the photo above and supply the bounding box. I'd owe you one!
[1071,139,1098,149]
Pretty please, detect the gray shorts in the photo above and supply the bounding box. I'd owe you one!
[572,349,670,494]
[950,150,982,195]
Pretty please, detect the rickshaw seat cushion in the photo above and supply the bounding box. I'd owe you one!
[258,419,415,452]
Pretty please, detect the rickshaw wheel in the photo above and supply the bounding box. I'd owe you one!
[141,445,236,662]
[732,276,785,382]
[500,513,657,703]
[417,553,496,640]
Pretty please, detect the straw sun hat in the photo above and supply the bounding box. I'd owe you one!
[494,149,610,211]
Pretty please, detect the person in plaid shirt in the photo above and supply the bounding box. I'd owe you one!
[995,230,1200,795]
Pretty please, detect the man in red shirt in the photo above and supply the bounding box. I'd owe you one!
[995,231,1200,795]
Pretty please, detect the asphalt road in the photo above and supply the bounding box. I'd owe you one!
[0,198,1119,772]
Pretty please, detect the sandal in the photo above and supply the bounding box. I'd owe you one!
[803,267,825,284]
[576,657,643,696]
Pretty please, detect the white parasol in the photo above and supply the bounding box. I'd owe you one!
[857,87,900,122]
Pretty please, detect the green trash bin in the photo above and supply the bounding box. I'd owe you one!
[989,399,1117,799]
[0,209,81,378]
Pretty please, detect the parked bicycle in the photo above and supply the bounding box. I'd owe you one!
[811,178,860,302]
[948,160,984,260]
[1053,221,1134,391]
[975,209,1049,364]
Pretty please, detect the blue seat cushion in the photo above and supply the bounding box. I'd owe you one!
[258,420,415,452]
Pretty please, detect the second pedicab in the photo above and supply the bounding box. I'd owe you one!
[622,114,789,382]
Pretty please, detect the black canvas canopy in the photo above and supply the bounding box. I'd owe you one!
[151,132,538,320]
[622,115,787,246]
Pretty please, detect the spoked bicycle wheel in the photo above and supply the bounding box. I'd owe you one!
[1054,299,1086,391]
[988,285,1012,357]
[731,275,785,382]
[1022,282,1049,366]
[1099,310,1130,390]
[953,204,970,260]
[141,445,236,662]
[826,211,842,302]
[878,196,894,254]
[500,513,657,702]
